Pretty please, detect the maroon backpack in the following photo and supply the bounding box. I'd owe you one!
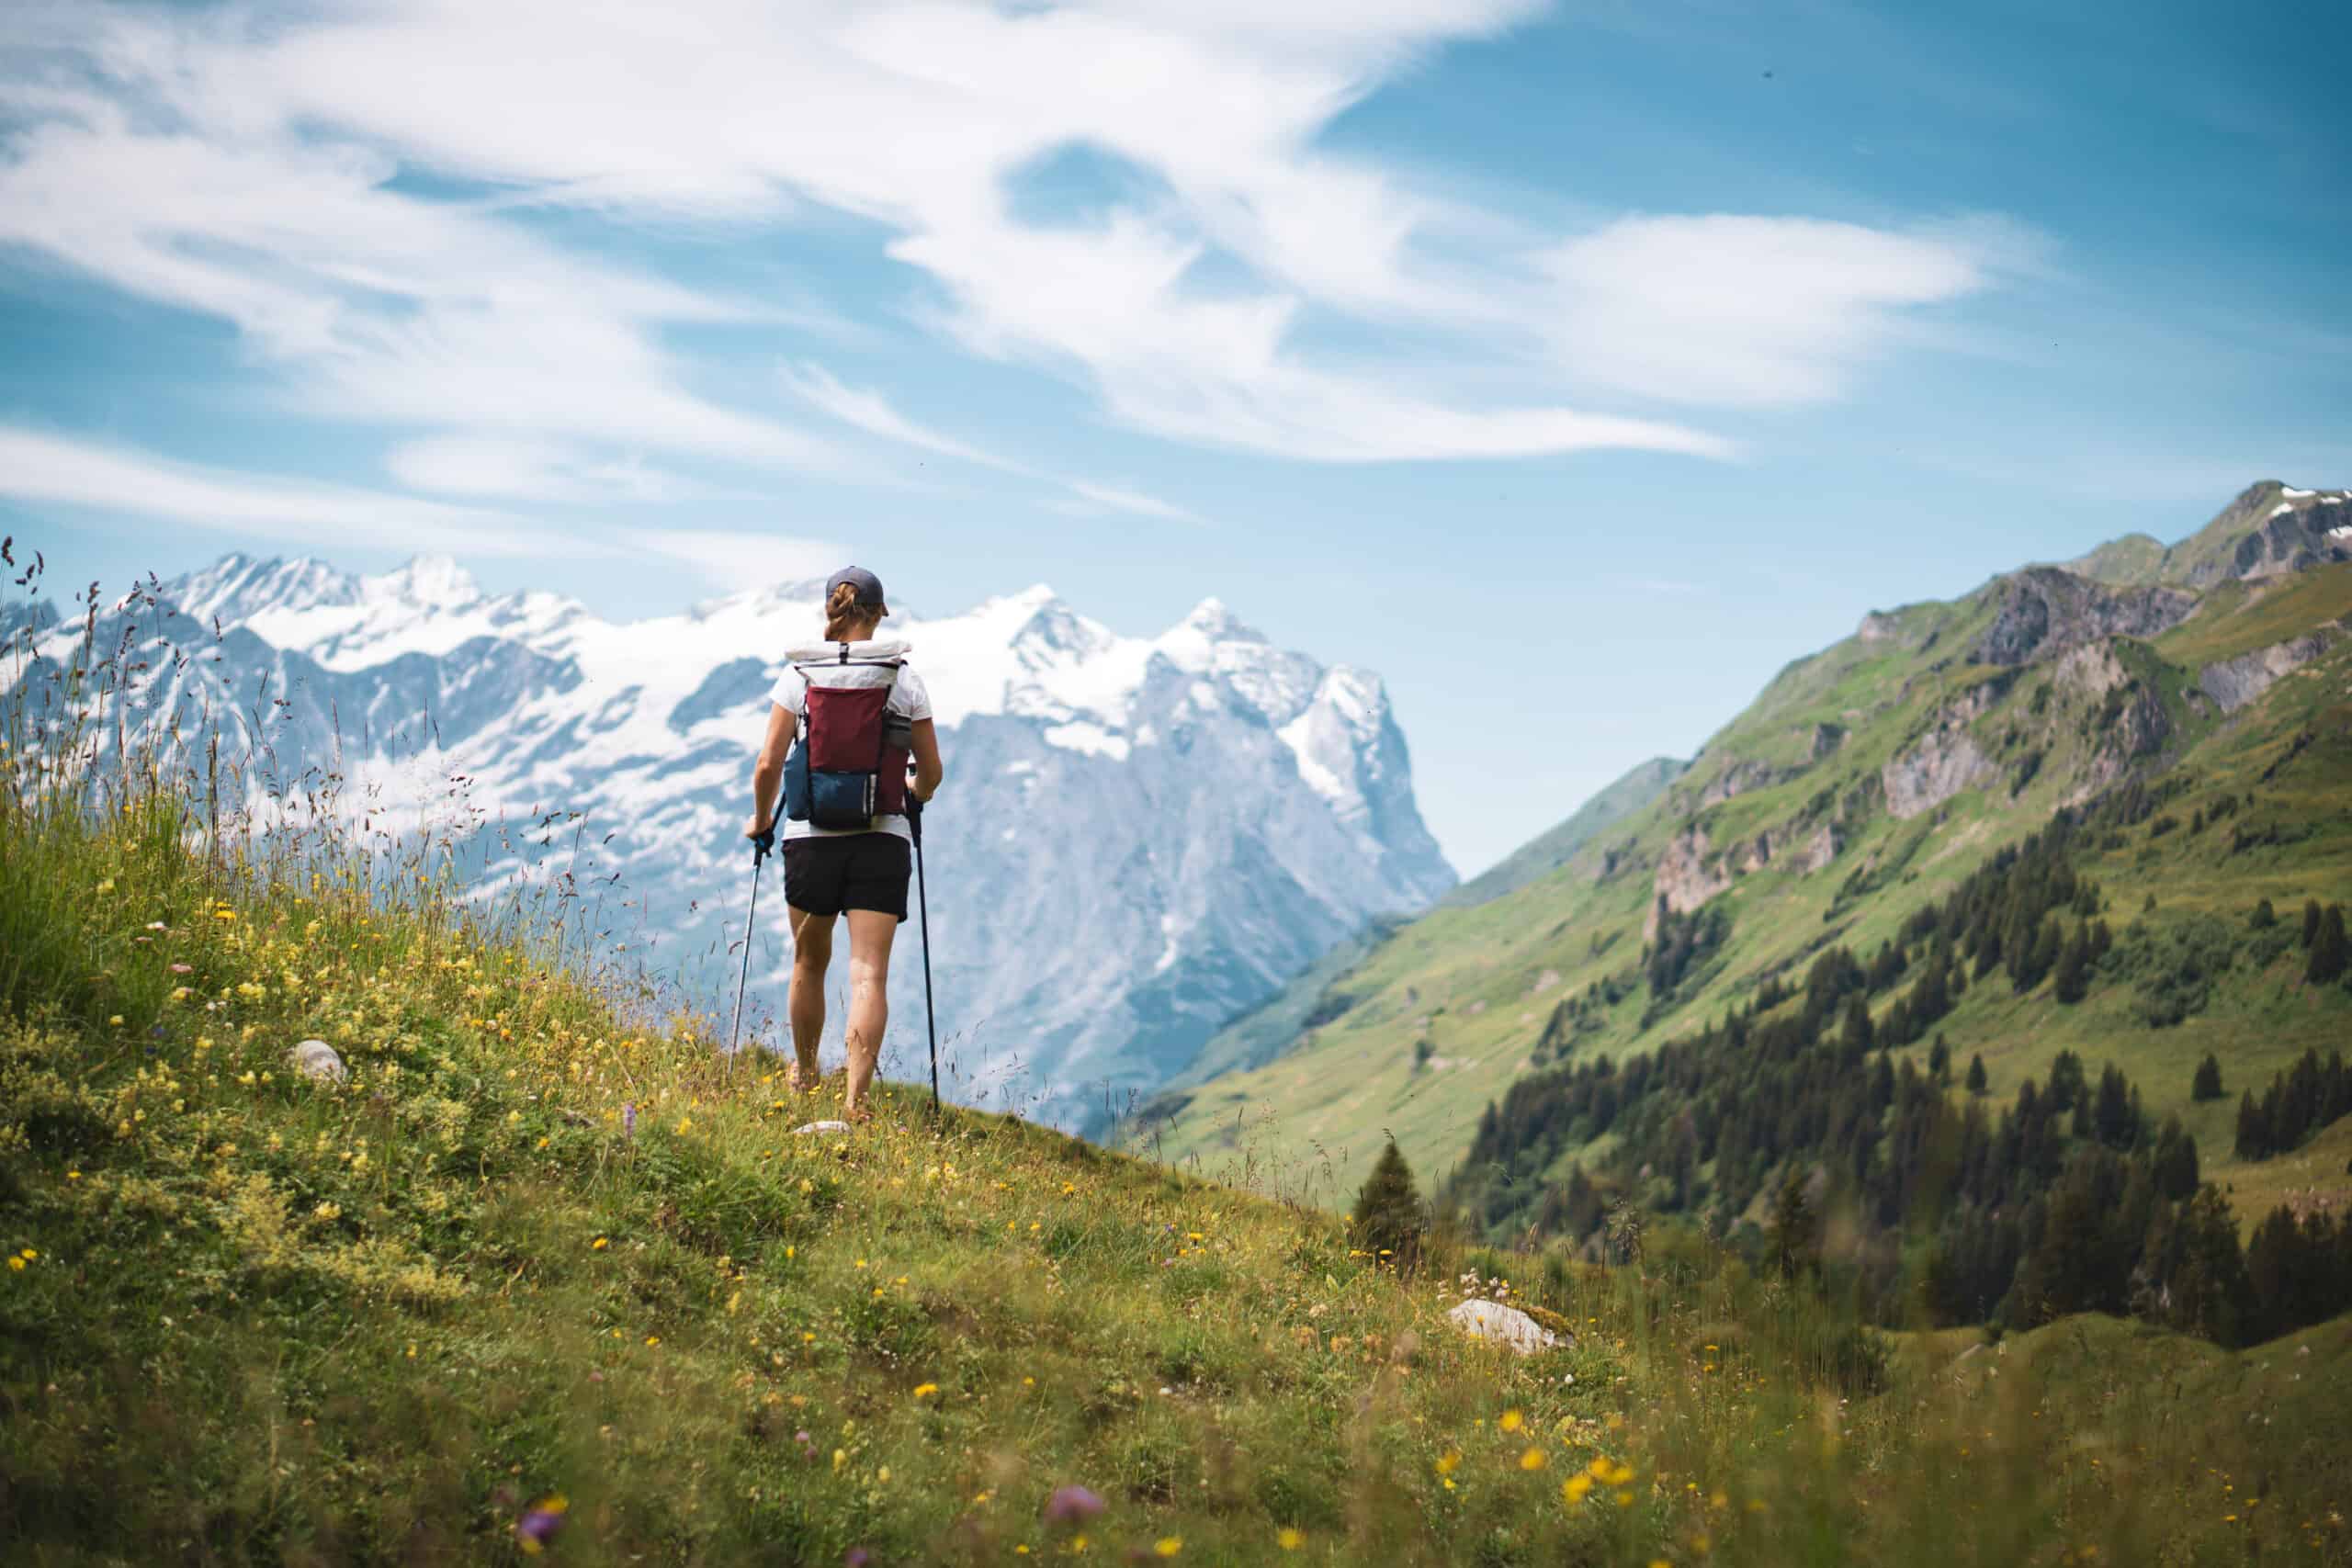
[783,647,911,829]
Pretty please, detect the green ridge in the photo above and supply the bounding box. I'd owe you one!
[1148,489,2352,1218]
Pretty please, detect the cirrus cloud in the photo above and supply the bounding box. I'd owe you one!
[0,0,2014,495]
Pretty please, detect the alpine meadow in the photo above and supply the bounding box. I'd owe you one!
[8,0,2352,1563]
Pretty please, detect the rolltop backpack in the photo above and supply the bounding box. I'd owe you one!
[783,642,914,830]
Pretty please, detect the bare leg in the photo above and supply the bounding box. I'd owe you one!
[786,907,834,1091]
[841,908,899,1117]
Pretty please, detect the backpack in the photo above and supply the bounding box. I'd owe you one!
[783,644,914,830]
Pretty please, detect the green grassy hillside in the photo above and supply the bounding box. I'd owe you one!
[8,784,2352,1565]
[1145,484,2352,1222]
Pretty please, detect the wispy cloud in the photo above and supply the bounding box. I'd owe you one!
[384,435,752,504]
[0,424,579,558]
[1058,479,1200,523]
[784,361,1203,521]
[0,0,2002,481]
[626,527,845,590]
[1542,215,2005,407]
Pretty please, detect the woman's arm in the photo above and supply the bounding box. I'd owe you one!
[908,717,944,804]
[747,702,797,838]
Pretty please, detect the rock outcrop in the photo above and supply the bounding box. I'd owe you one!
[2199,631,2338,713]
[1971,569,2197,667]
[1883,728,1996,820]
[1700,760,1779,807]
[1647,828,1733,936]
[2054,641,2130,700]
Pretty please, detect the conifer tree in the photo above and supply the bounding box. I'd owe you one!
[2191,1053,2224,1103]
[2307,904,2348,986]
[1966,1054,1989,1096]
[1351,1140,1427,1274]
[1770,1168,1818,1279]
[2052,922,2091,1004]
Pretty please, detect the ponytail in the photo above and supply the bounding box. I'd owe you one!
[824,581,879,642]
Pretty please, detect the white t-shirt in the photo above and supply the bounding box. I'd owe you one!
[769,640,933,844]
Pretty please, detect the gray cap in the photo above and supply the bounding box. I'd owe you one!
[825,565,887,611]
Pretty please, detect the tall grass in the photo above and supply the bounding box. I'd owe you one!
[3,553,2347,1564]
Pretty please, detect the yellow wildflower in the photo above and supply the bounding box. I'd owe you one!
[912,1382,939,1399]
[1277,1528,1304,1551]
[1435,1450,1461,1476]
[1154,1539,1182,1558]
[592,1237,609,1251]
[1521,1448,1547,1472]
[1499,1409,1523,1432]
[1564,1475,1593,1504]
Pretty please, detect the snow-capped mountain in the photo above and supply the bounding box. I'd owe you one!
[22,553,1453,1128]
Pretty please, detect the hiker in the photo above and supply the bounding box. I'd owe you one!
[745,566,944,1120]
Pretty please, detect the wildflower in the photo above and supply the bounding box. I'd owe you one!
[514,1495,568,1555]
[1564,1475,1593,1504]
[645,1336,660,1348]
[1589,1458,1613,1480]
[1435,1450,1461,1476]
[912,1382,939,1399]
[1154,1540,1182,1558]
[108,1015,125,1027]
[1044,1485,1105,1526]
[1521,1448,1547,1472]
[592,1237,608,1251]
[6,1257,22,1272]
[1499,1410,1524,1433]
[65,1171,78,1181]
[1616,1491,1635,1506]
[1277,1529,1304,1551]
[846,1551,872,1567]
[622,1102,636,1140]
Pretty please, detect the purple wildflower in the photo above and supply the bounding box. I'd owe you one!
[622,1102,636,1141]
[1044,1485,1106,1526]
[845,1551,871,1567]
[514,1495,569,1554]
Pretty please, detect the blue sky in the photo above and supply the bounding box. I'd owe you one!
[3,0,2347,875]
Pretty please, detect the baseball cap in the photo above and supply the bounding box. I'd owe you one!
[826,565,888,612]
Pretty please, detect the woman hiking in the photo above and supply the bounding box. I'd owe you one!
[745,566,944,1122]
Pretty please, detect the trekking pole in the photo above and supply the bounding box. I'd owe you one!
[729,827,774,1076]
[908,791,940,1115]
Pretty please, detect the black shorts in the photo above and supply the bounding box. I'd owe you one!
[783,833,911,921]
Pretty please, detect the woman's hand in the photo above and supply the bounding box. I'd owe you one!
[745,814,774,841]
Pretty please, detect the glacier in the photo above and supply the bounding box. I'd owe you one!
[14,553,1453,1132]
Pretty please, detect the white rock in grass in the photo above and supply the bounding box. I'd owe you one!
[1446,1299,1559,1355]
[793,1120,852,1136]
[288,1039,345,1085]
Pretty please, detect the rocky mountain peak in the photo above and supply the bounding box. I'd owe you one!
[168,553,357,626]
[372,554,481,608]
